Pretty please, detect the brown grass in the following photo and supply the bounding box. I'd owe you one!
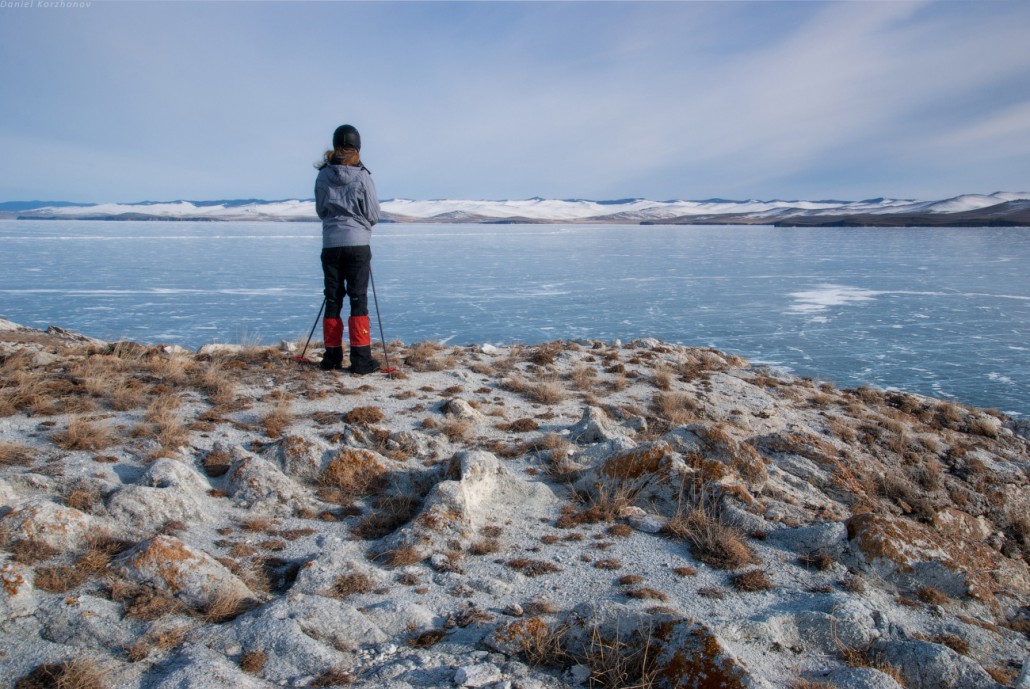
[0,442,36,466]
[732,569,774,592]
[199,588,257,624]
[672,566,697,577]
[239,651,267,674]
[593,558,622,570]
[915,586,949,606]
[652,391,701,425]
[353,494,422,539]
[14,660,107,689]
[320,449,388,496]
[663,505,753,570]
[439,418,475,443]
[606,524,633,538]
[508,558,562,577]
[501,376,566,405]
[625,587,668,602]
[51,417,117,451]
[34,565,88,593]
[329,572,375,598]
[376,545,423,568]
[343,405,385,425]
[133,395,189,453]
[261,393,294,439]
[310,666,357,687]
[404,341,457,372]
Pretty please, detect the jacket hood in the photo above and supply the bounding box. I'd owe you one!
[324,164,368,186]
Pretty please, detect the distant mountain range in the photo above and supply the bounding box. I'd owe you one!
[3,192,1029,227]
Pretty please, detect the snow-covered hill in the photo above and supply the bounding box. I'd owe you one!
[6,192,1030,226]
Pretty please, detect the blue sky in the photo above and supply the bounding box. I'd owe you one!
[1,0,1028,203]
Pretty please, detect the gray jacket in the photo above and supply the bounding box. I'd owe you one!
[315,163,380,248]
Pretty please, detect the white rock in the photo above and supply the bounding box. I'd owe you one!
[225,450,314,514]
[197,343,244,355]
[455,663,502,687]
[0,561,37,619]
[481,344,501,355]
[0,498,93,552]
[112,535,255,611]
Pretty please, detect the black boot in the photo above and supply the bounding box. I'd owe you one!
[347,345,381,375]
[319,346,344,371]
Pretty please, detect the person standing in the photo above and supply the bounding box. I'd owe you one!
[314,124,381,374]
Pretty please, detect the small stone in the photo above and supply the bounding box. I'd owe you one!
[504,604,524,617]
[455,663,502,687]
[481,344,501,355]
[567,664,592,685]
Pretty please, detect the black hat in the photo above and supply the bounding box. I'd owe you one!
[332,124,361,151]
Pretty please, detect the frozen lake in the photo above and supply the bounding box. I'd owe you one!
[1,220,1028,416]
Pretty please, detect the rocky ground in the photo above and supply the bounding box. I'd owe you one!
[1,317,1028,689]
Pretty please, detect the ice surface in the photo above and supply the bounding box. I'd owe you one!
[1,220,1028,415]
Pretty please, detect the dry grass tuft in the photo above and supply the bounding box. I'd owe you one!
[376,545,423,568]
[508,558,562,577]
[14,660,108,689]
[606,524,633,538]
[618,575,645,586]
[132,394,189,453]
[731,569,774,592]
[653,391,702,425]
[310,666,357,687]
[353,494,422,539]
[672,566,697,577]
[199,588,258,624]
[625,587,668,602]
[51,417,117,452]
[501,376,566,405]
[0,442,36,466]
[343,405,385,425]
[408,628,447,648]
[239,651,267,674]
[404,341,457,372]
[663,504,753,570]
[329,572,375,598]
[915,586,949,606]
[320,449,388,496]
[593,558,622,570]
[34,564,88,593]
[439,418,475,443]
[261,393,294,439]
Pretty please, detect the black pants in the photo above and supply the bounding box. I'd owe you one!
[321,245,371,319]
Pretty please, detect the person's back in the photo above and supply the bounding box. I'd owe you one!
[315,124,382,374]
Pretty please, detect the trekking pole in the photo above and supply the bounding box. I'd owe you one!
[369,268,397,375]
[294,297,326,364]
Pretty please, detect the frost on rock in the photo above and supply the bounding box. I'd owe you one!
[37,593,144,652]
[568,405,631,444]
[106,460,207,534]
[112,535,255,611]
[381,450,556,556]
[147,642,275,689]
[202,594,387,682]
[225,448,316,515]
[1,561,36,619]
[873,639,1006,689]
[257,435,331,483]
[0,498,93,552]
